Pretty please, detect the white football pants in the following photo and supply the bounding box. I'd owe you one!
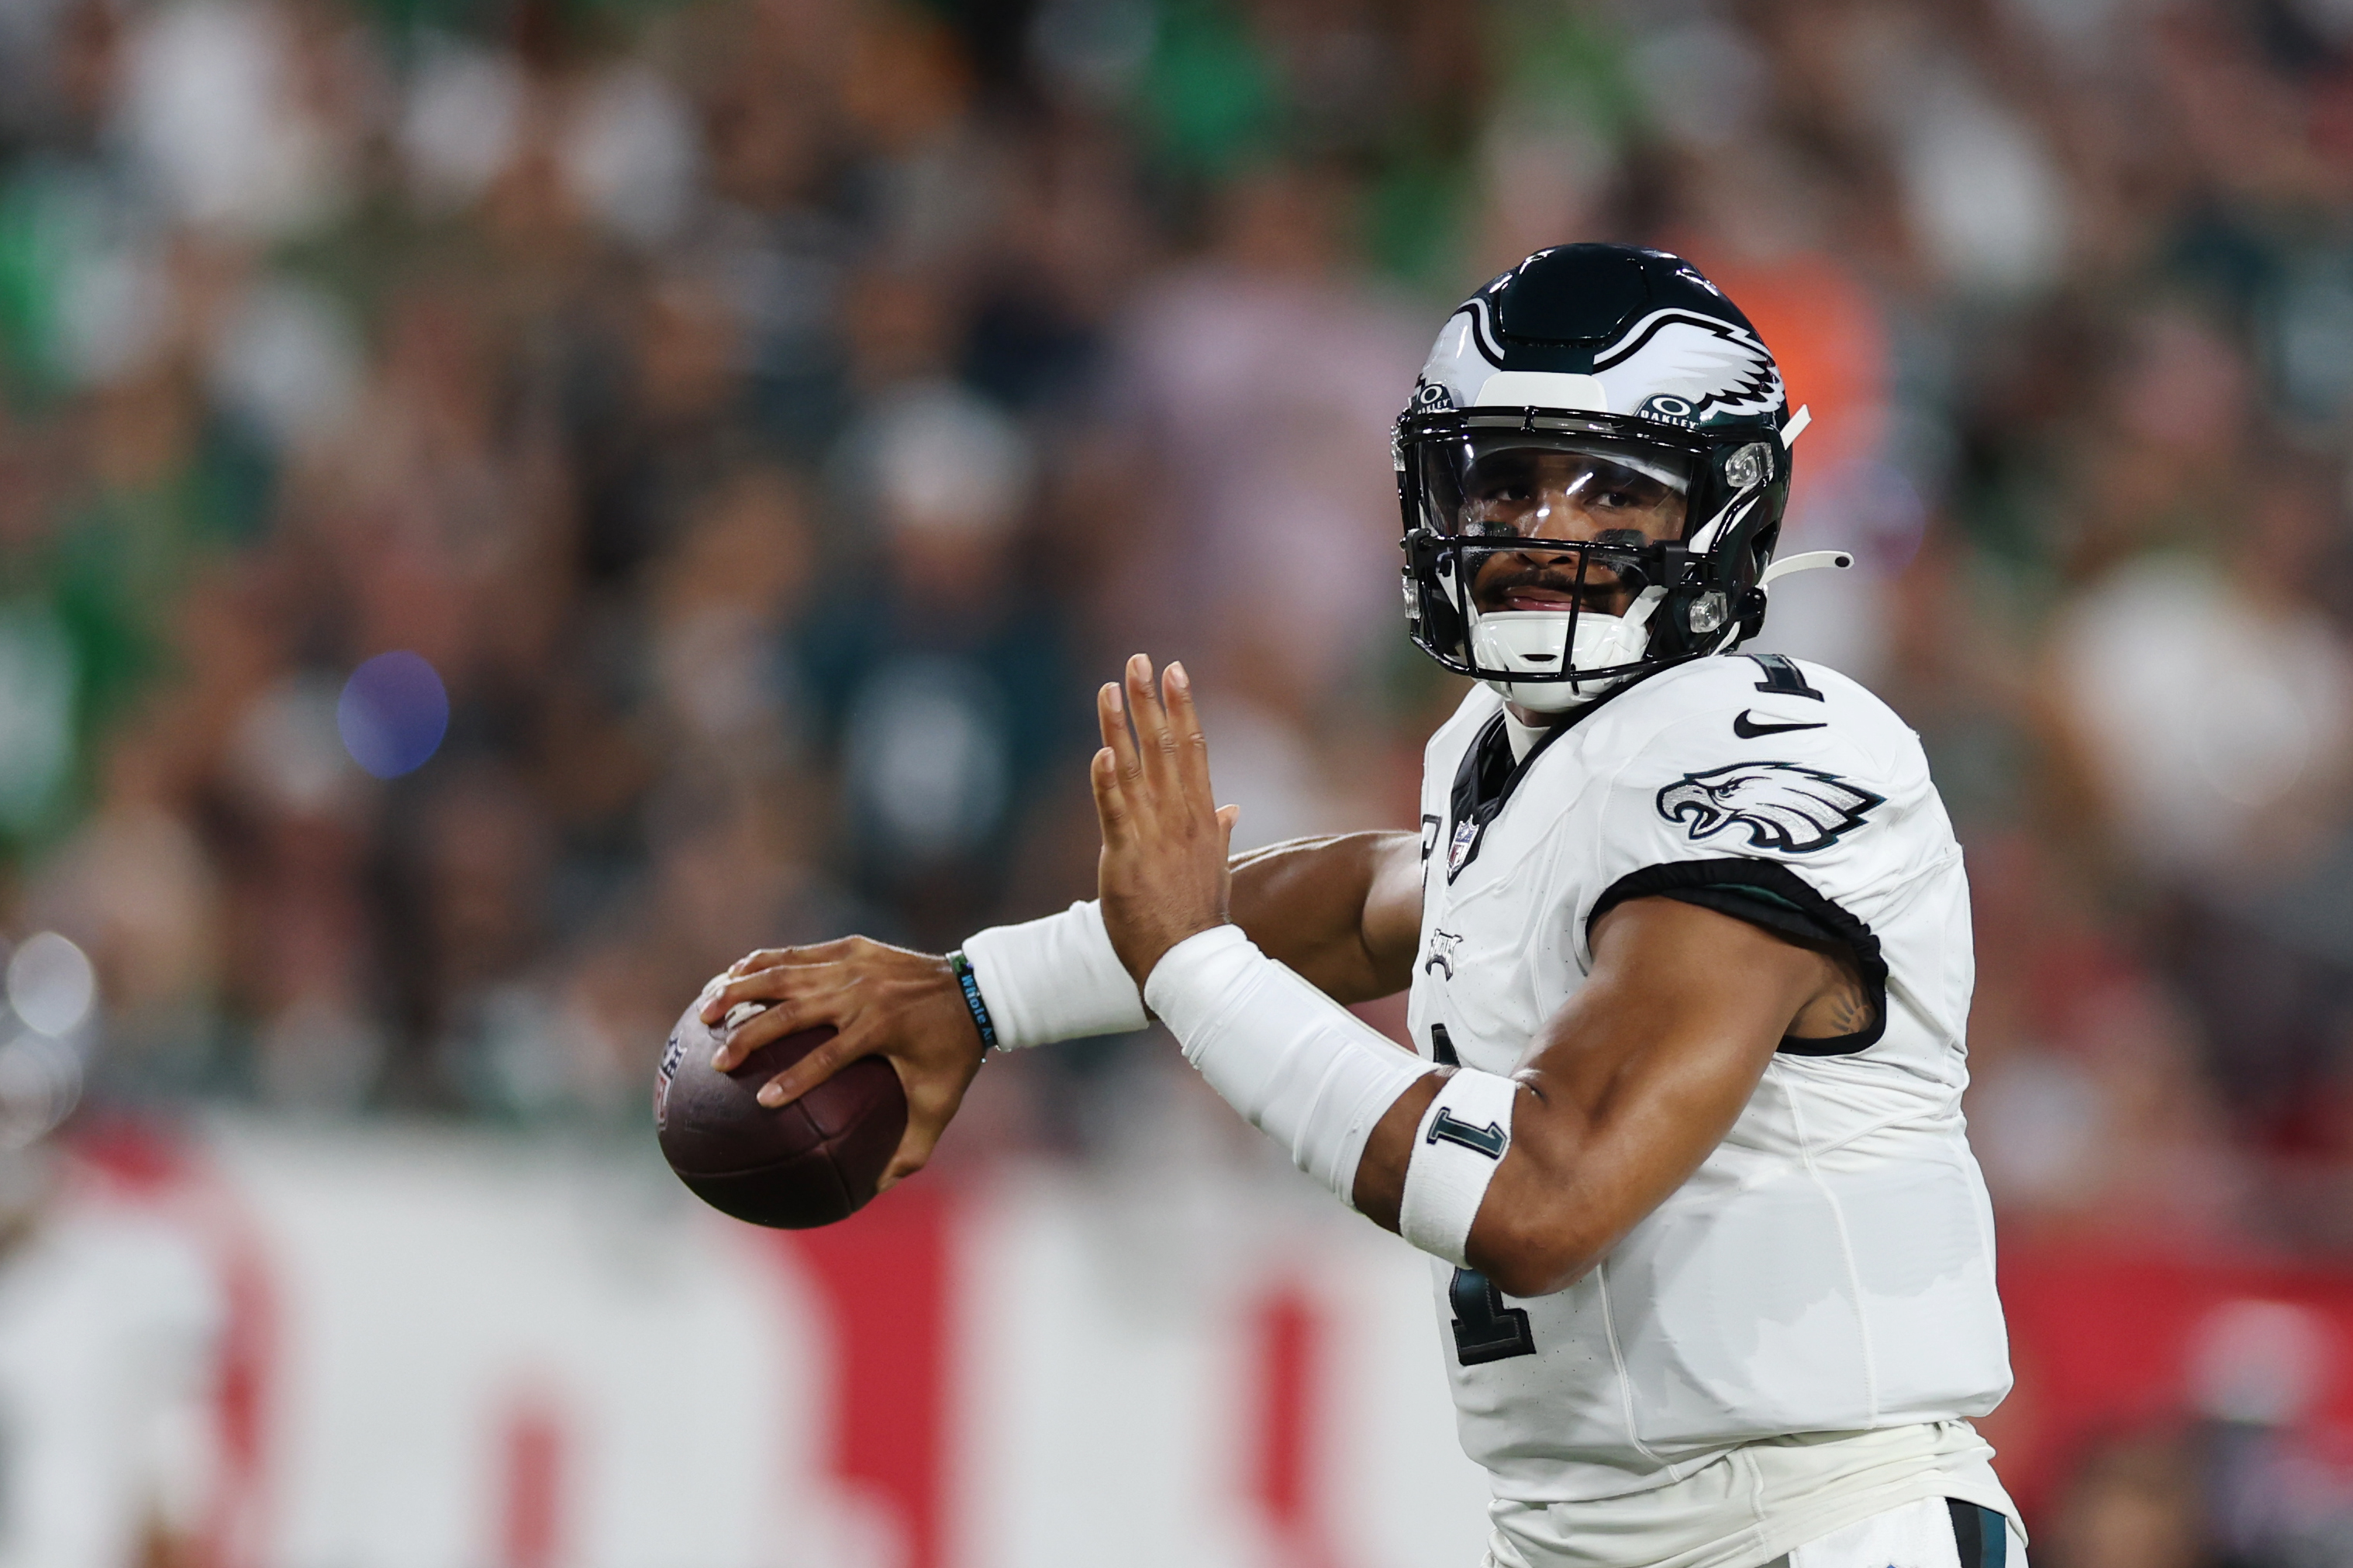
[1773,1498,2024,1568]
[1481,1494,2027,1568]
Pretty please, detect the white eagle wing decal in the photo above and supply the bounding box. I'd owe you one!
[1594,310,1785,424]
[1655,763,1884,853]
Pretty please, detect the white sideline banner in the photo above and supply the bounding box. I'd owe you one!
[12,1118,1489,1568]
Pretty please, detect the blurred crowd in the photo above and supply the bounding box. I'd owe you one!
[0,0,2351,1307]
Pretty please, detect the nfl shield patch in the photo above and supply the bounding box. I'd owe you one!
[1448,818,1481,875]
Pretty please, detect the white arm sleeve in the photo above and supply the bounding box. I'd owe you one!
[1398,1068,1518,1268]
[961,901,1148,1049]
[1144,925,1435,1209]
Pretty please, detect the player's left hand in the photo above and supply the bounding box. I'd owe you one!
[1091,653,1242,985]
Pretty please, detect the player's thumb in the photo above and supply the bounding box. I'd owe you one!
[1215,803,1240,853]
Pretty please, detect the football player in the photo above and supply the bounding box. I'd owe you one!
[702,245,2022,1568]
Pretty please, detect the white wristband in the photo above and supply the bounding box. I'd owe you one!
[1144,925,1434,1209]
[1399,1069,1518,1269]
[961,901,1147,1049]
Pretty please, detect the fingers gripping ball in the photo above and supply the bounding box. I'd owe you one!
[654,1000,908,1229]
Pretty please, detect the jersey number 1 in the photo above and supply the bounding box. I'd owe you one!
[1448,1268,1535,1364]
[1426,1028,1536,1364]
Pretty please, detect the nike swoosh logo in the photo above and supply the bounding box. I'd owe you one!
[1734,711,1827,739]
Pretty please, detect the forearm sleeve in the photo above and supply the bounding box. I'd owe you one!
[1144,925,1435,1208]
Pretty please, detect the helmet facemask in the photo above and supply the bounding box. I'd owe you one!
[1399,412,1784,709]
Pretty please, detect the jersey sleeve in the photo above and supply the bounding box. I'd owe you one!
[1567,690,1946,1053]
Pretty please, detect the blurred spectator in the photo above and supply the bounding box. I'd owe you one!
[2046,1431,2211,1568]
[809,378,1075,944]
[1110,160,1420,705]
[2048,552,2351,884]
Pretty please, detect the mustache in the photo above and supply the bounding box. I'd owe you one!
[1481,563,1637,598]
[1489,569,1590,595]
[1472,535,1654,602]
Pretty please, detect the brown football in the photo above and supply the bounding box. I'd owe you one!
[654,1001,907,1229]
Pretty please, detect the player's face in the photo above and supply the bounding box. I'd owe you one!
[1455,450,1688,619]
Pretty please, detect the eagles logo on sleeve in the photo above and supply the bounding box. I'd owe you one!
[1656,762,1884,854]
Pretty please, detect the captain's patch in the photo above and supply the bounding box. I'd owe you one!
[1656,762,1884,854]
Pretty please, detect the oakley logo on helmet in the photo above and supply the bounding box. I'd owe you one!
[1655,762,1884,854]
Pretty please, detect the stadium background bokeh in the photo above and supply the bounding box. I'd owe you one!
[4,0,2353,1563]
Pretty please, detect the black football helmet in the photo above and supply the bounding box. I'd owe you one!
[1396,244,1804,710]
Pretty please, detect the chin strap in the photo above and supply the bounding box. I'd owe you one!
[1620,583,1668,632]
[1733,546,1851,646]
[1759,549,1854,586]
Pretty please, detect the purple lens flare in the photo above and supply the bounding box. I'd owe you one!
[338,652,450,779]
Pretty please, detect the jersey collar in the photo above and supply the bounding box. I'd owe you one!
[1444,656,1699,882]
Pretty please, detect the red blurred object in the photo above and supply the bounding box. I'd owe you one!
[499,1395,565,1568]
[1251,1285,1344,1568]
[1992,1237,2353,1520]
[769,1186,955,1568]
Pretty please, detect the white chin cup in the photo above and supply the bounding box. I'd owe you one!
[1471,588,1665,712]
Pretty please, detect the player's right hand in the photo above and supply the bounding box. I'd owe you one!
[1092,654,1242,984]
[695,937,985,1190]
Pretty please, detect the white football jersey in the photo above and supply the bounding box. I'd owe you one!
[1406,653,2010,1507]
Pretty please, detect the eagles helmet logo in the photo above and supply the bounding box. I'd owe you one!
[1656,763,1884,854]
[1594,310,1785,428]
